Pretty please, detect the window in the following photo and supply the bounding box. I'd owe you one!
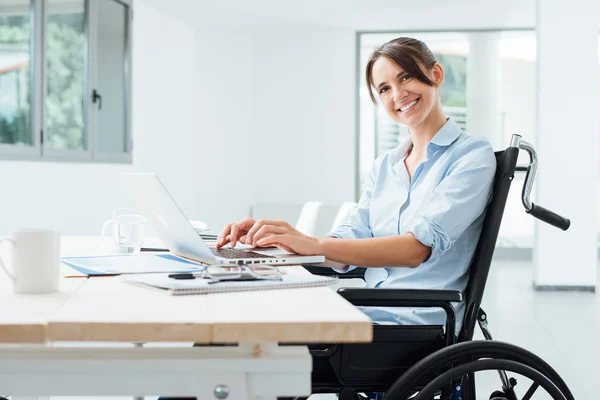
[0,0,132,162]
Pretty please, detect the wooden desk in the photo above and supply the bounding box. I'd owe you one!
[0,236,372,399]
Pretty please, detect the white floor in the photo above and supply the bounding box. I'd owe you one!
[18,258,600,400]
[466,259,599,399]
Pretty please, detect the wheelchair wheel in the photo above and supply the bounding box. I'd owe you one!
[381,340,573,400]
[489,390,508,400]
[412,359,566,400]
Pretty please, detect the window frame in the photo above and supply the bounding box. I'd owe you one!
[0,0,133,164]
[88,0,133,163]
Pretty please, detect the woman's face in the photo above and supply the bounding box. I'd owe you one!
[371,56,443,128]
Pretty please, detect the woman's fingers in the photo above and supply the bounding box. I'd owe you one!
[230,224,243,248]
[257,234,291,248]
[221,217,255,248]
[251,225,287,247]
[217,223,233,248]
[256,235,296,253]
[229,226,238,248]
[246,220,289,245]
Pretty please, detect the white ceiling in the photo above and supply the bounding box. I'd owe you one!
[143,0,538,31]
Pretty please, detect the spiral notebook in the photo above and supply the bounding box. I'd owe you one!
[124,271,338,295]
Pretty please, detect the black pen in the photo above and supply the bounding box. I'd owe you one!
[168,272,204,280]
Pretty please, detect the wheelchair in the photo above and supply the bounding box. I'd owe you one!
[300,134,574,400]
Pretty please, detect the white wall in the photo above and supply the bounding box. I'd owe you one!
[251,26,356,206]
[189,30,255,230]
[534,0,598,287]
[0,0,200,236]
[131,0,200,223]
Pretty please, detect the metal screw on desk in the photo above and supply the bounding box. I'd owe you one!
[214,384,230,399]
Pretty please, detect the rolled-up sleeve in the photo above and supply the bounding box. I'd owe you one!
[405,138,496,261]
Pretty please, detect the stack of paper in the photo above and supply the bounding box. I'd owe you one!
[124,271,338,295]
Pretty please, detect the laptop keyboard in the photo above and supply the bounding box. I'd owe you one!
[210,247,275,259]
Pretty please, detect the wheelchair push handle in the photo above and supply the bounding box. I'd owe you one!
[511,134,571,231]
[527,203,571,231]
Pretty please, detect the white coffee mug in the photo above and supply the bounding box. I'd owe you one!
[0,229,60,294]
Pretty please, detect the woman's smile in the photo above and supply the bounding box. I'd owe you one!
[397,97,420,114]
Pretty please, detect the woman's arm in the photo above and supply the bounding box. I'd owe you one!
[252,223,430,268]
[316,234,431,268]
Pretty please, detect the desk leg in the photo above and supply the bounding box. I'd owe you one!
[5,343,50,400]
[133,342,145,400]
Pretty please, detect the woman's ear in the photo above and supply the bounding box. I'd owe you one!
[432,63,444,87]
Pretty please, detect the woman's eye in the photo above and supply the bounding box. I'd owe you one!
[379,87,389,94]
[401,75,412,82]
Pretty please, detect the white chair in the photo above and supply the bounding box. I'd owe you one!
[330,201,358,231]
[294,201,323,236]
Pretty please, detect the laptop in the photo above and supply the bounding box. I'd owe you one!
[118,173,326,266]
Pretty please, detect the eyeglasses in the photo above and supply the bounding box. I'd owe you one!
[169,264,282,283]
[205,264,282,283]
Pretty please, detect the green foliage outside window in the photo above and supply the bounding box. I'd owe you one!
[0,13,84,148]
[0,15,30,145]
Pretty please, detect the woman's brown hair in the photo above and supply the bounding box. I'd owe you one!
[365,37,437,103]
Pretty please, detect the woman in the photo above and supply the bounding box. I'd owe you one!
[217,37,496,333]
[161,36,497,400]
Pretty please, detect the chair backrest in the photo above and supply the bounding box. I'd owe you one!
[458,146,519,342]
[331,201,358,231]
[295,201,323,236]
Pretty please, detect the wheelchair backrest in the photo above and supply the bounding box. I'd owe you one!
[458,146,519,342]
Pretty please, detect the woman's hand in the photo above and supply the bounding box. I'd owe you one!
[245,220,323,256]
[216,217,256,248]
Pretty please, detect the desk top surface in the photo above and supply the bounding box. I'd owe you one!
[0,236,372,344]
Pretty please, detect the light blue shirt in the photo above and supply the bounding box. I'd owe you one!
[328,118,496,333]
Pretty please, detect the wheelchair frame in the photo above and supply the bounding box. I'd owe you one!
[303,134,573,400]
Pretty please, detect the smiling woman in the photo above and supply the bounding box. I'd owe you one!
[365,37,448,150]
[216,36,497,333]
[365,37,438,102]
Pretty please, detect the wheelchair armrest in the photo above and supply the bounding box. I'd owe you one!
[337,288,461,345]
[337,288,462,306]
[302,265,367,280]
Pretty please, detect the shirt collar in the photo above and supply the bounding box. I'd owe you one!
[390,118,462,164]
[430,118,462,147]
